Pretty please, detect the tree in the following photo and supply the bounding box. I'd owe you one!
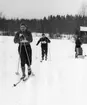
[78,2,87,26]
[79,2,87,17]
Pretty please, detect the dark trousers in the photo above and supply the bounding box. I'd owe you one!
[18,44,32,68]
[41,44,48,60]
[75,46,83,58]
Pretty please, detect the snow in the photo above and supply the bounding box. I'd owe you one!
[0,35,87,105]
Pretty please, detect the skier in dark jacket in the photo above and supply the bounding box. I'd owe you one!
[75,36,82,58]
[14,23,33,79]
[36,33,51,62]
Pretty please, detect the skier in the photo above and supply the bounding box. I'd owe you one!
[14,23,33,79]
[36,33,51,62]
[75,36,82,58]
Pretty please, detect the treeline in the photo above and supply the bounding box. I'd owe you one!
[0,14,87,36]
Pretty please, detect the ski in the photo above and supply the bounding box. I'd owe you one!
[13,77,24,87]
[76,55,87,59]
[40,59,48,62]
[13,72,35,87]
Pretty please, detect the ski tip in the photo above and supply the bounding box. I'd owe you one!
[13,84,16,87]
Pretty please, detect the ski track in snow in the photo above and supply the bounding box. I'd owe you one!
[0,36,87,105]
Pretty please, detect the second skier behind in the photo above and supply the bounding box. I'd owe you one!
[36,33,51,62]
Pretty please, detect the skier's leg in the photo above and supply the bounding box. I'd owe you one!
[26,45,32,76]
[77,48,79,55]
[75,46,77,58]
[19,45,26,78]
[43,45,46,60]
[24,44,34,76]
[21,66,26,79]
[79,47,83,55]
[76,47,79,58]
[45,45,48,60]
[75,46,76,52]
[41,46,44,60]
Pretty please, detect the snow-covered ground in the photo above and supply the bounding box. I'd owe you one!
[0,35,87,105]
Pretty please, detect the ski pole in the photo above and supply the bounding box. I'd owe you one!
[48,44,51,61]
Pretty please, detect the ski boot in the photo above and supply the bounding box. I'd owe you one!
[28,66,35,77]
[21,66,26,80]
[45,56,47,61]
[20,74,26,80]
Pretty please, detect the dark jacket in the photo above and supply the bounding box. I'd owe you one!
[14,30,33,45]
[75,38,82,48]
[36,36,51,46]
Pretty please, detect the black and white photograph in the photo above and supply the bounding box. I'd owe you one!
[0,0,87,105]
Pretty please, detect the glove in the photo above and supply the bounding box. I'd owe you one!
[21,39,28,43]
[19,34,24,41]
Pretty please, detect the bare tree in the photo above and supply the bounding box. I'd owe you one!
[78,2,87,25]
[78,2,87,16]
[0,12,6,19]
[0,12,3,18]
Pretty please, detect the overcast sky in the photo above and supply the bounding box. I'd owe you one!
[0,0,86,19]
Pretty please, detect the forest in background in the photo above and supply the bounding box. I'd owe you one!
[0,3,87,38]
[0,15,87,36]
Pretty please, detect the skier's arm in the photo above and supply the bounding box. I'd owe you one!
[75,40,77,45]
[80,40,82,45]
[46,37,51,43]
[14,32,20,43]
[36,38,41,45]
[25,31,33,43]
